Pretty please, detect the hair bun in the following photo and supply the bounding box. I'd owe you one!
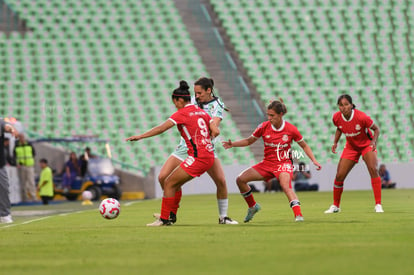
[179,80,189,90]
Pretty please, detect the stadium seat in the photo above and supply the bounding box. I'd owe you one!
[2,0,256,173]
[210,0,413,163]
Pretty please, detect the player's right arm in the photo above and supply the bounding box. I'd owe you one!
[332,128,342,154]
[209,120,220,138]
[126,120,175,141]
[222,136,257,149]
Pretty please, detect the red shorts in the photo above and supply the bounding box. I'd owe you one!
[341,145,376,163]
[252,160,293,188]
[180,156,214,177]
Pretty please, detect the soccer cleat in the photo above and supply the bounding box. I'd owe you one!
[146,218,172,227]
[375,204,384,213]
[324,205,341,214]
[244,203,261,223]
[295,215,304,222]
[219,216,239,224]
[153,212,177,224]
[0,215,13,224]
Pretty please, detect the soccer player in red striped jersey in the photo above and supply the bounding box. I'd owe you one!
[222,99,322,222]
[126,81,218,226]
[324,94,383,214]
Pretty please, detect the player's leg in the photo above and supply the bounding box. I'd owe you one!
[362,150,383,212]
[148,167,193,226]
[325,157,356,213]
[278,172,303,221]
[236,167,265,222]
[157,154,185,220]
[206,158,238,224]
[158,155,183,189]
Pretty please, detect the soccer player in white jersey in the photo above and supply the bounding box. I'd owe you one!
[157,77,238,224]
[223,99,322,222]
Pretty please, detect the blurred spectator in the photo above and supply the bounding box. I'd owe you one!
[37,159,54,205]
[3,137,16,166]
[292,162,319,192]
[379,164,396,189]
[263,177,282,192]
[62,152,81,192]
[14,133,37,202]
[79,147,96,177]
[0,119,18,223]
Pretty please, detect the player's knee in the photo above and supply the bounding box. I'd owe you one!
[367,166,379,178]
[236,176,247,188]
[213,177,226,189]
[158,174,167,188]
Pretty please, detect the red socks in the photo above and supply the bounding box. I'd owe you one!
[241,188,256,208]
[333,177,381,207]
[171,189,182,215]
[160,197,175,220]
[290,200,302,217]
[333,180,344,207]
[371,177,382,204]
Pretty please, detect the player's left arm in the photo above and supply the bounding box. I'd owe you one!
[126,120,175,141]
[297,140,322,170]
[369,123,380,151]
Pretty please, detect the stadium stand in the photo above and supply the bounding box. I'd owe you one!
[210,0,414,163]
[1,0,256,174]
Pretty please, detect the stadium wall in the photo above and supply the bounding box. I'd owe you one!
[151,163,412,198]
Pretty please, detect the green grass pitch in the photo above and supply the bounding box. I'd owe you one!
[1,189,413,275]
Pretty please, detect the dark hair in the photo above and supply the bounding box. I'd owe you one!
[172,80,191,102]
[268,98,287,115]
[337,94,356,109]
[194,77,214,94]
[194,77,230,112]
[40,158,48,164]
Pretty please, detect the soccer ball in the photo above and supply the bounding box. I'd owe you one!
[82,190,93,201]
[99,198,121,219]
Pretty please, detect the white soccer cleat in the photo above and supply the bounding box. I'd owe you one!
[146,219,171,227]
[219,216,239,224]
[295,215,304,222]
[324,205,341,214]
[375,204,384,213]
[153,213,161,219]
[0,215,13,224]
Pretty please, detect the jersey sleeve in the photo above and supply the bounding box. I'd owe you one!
[252,123,265,138]
[332,112,339,128]
[169,110,184,125]
[291,125,303,142]
[212,98,225,120]
[361,111,374,129]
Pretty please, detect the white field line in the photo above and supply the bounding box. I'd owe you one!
[1,200,144,229]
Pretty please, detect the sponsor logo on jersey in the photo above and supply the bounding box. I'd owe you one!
[344,131,361,137]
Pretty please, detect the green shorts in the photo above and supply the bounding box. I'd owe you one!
[171,142,218,161]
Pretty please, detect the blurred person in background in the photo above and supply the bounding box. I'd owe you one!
[14,133,37,202]
[37,159,54,205]
[0,118,19,223]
